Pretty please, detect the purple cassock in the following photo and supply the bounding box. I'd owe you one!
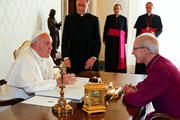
[124,54,180,119]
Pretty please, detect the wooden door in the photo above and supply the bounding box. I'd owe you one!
[68,0,76,14]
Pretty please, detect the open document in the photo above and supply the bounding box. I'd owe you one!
[22,96,71,107]
[35,77,89,102]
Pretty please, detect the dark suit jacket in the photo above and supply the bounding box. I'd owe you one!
[62,13,101,74]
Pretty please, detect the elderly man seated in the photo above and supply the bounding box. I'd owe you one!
[4,31,76,100]
[123,33,180,119]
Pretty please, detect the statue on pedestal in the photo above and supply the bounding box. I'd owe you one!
[48,9,62,59]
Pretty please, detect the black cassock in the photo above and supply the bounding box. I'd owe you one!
[134,13,163,74]
[103,14,128,73]
[62,13,101,74]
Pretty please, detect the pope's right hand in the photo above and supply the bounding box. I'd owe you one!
[56,73,76,86]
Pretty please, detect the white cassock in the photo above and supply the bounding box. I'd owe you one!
[2,47,58,100]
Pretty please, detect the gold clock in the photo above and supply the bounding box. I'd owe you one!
[83,83,106,114]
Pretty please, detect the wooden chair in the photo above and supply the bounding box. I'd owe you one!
[0,79,24,106]
[13,40,31,59]
[135,105,146,120]
[149,113,180,120]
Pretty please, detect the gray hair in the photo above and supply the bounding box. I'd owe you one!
[31,31,50,47]
[136,33,159,54]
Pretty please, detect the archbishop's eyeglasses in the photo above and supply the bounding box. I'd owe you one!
[133,47,145,51]
[133,46,150,51]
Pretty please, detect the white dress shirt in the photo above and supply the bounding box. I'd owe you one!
[4,48,57,99]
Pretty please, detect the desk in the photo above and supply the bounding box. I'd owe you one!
[0,71,146,120]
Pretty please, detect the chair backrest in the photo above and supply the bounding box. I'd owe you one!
[149,113,180,120]
[13,40,31,59]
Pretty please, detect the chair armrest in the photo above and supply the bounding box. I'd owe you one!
[150,113,180,120]
[0,79,7,86]
[0,98,24,106]
[135,105,146,120]
[0,79,24,106]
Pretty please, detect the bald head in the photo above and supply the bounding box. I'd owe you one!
[135,33,159,54]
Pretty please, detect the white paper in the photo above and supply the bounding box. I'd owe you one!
[22,96,71,107]
[35,77,89,102]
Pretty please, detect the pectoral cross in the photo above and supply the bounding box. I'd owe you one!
[146,27,149,32]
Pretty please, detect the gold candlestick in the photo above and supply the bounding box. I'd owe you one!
[52,62,72,115]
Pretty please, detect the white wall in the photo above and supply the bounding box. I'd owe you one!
[0,0,61,78]
[128,0,180,70]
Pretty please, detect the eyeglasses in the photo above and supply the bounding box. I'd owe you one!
[133,47,151,51]
[133,47,145,51]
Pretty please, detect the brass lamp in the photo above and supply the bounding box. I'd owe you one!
[83,82,106,114]
[105,81,122,100]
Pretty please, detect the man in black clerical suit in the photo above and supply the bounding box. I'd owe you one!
[134,2,163,74]
[103,4,128,73]
[61,0,101,74]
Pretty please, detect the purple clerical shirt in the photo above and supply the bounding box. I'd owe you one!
[124,54,180,118]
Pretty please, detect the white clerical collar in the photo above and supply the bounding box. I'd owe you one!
[115,14,120,17]
[31,48,45,63]
[79,13,87,17]
[147,13,152,16]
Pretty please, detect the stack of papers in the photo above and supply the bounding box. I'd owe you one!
[22,96,60,107]
[22,96,71,107]
[35,77,89,102]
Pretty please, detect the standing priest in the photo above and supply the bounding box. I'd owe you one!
[134,2,163,74]
[62,0,101,74]
[103,4,128,73]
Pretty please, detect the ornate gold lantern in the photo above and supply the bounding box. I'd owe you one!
[83,82,106,114]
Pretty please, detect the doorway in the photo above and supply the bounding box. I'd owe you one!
[68,0,76,14]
